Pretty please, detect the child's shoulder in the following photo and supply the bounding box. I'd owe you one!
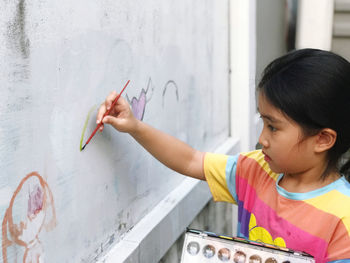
[307,177,350,219]
[333,177,350,206]
[332,176,350,199]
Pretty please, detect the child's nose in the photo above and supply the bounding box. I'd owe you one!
[258,131,269,148]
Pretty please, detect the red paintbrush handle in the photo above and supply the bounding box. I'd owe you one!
[103,79,130,118]
[84,123,102,146]
[83,80,130,148]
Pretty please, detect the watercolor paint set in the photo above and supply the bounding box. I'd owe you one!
[181,229,315,263]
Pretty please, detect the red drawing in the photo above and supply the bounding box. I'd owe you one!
[2,172,56,263]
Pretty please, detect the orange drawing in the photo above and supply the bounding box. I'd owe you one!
[2,172,56,263]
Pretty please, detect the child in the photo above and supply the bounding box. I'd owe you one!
[97,49,350,262]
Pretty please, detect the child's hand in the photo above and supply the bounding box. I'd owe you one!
[96,91,205,180]
[96,91,138,133]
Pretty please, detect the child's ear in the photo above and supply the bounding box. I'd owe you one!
[314,128,337,153]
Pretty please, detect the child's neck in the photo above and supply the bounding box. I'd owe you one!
[278,168,340,193]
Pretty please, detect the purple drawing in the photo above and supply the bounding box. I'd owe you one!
[130,89,147,121]
[126,78,179,119]
[126,78,154,121]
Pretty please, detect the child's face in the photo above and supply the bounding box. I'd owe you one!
[258,93,317,175]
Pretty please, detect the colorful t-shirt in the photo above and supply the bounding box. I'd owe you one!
[204,150,350,263]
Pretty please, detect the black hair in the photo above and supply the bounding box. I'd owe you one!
[257,48,350,181]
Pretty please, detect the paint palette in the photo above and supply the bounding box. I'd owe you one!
[181,229,315,263]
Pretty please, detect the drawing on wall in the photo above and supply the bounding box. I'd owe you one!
[79,77,177,145]
[162,80,179,108]
[126,77,154,121]
[2,172,56,263]
[80,105,98,151]
[79,78,154,150]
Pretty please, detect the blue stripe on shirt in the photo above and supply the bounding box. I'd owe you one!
[226,154,239,203]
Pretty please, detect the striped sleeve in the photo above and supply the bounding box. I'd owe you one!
[204,152,238,204]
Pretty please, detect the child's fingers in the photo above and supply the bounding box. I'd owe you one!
[117,96,128,106]
[96,91,118,124]
[118,97,133,112]
[99,123,104,132]
[97,93,134,132]
[115,102,129,113]
[102,116,121,130]
[96,103,107,124]
[105,91,118,110]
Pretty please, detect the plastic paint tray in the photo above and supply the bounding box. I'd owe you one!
[181,229,315,263]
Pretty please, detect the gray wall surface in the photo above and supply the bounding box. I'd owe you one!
[0,1,230,262]
[256,0,288,81]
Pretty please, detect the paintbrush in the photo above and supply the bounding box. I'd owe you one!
[81,80,130,151]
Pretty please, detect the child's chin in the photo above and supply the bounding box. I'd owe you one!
[267,164,283,174]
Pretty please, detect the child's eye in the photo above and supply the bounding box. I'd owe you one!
[268,125,277,132]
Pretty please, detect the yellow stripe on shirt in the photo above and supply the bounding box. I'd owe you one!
[304,190,350,235]
[204,153,236,204]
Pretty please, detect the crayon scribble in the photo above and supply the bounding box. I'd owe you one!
[162,80,179,108]
[27,185,43,219]
[129,89,147,121]
[2,172,56,263]
[126,78,154,121]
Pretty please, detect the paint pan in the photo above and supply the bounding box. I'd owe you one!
[180,229,315,263]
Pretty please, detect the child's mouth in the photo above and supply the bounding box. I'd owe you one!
[263,152,271,162]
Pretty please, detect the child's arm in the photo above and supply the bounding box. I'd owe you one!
[97,91,206,181]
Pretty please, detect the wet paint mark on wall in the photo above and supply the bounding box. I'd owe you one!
[80,105,97,151]
[2,172,56,263]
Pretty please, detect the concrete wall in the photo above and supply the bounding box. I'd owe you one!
[0,1,230,262]
[256,0,288,82]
